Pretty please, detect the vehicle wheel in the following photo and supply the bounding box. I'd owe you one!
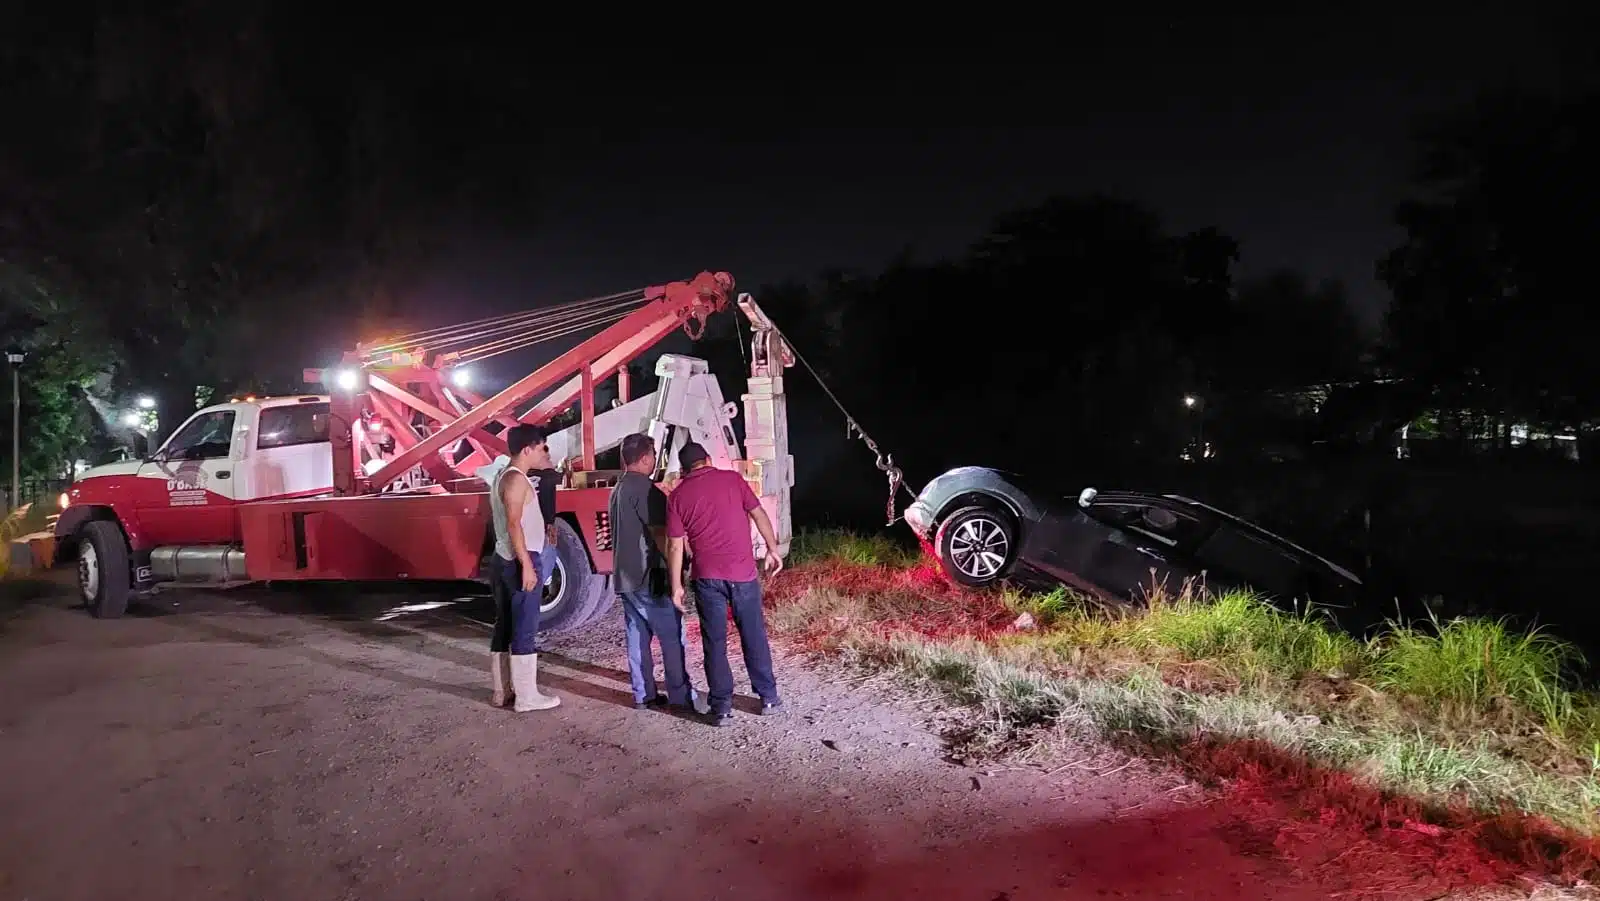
[537,519,613,633]
[935,505,1016,587]
[78,520,132,618]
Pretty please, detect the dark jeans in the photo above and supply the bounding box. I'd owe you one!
[620,589,693,706]
[489,553,543,655]
[693,577,778,714]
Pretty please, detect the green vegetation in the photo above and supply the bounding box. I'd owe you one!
[788,528,919,568]
[771,530,1600,835]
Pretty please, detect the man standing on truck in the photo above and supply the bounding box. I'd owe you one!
[487,424,561,712]
[666,441,785,726]
[610,433,696,710]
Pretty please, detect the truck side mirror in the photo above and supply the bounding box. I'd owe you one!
[1078,488,1097,508]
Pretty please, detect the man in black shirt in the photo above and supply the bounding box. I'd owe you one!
[609,433,695,710]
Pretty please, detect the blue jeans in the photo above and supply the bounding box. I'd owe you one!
[489,553,543,655]
[620,589,694,706]
[693,578,779,714]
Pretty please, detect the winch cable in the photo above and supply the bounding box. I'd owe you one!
[362,290,649,362]
[448,298,644,362]
[363,297,646,362]
[366,289,643,352]
[768,325,915,527]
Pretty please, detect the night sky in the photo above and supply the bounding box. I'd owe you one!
[406,7,1584,379]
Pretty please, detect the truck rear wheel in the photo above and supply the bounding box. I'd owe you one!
[78,520,132,619]
[538,519,612,633]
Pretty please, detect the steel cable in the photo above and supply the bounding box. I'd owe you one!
[362,289,647,358]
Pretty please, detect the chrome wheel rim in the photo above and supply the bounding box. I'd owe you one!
[949,516,1009,579]
[540,557,567,614]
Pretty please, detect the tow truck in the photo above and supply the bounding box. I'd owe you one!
[54,271,797,631]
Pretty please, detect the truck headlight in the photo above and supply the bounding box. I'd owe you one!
[58,492,70,510]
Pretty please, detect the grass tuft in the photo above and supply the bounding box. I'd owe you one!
[1376,613,1589,736]
[788,528,919,568]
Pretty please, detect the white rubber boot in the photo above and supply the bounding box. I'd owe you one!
[490,652,514,708]
[511,653,561,711]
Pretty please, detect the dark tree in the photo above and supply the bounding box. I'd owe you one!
[1223,270,1367,391]
[1,7,545,445]
[1380,90,1600,447]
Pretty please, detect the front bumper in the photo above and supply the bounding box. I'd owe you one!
[902,499,935,539]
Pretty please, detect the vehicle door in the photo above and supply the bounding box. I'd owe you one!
[241,401,334,501]
[1191,524,1310,602]
[1077,500,1213,600]
[133,407,243,546]
[1021,502,1127,594]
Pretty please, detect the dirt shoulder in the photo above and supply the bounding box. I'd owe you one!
[0,577,1359,900]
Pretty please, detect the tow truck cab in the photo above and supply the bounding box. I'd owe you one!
[55,396,336,610]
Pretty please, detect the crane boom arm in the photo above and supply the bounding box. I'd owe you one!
[319,271,737,496]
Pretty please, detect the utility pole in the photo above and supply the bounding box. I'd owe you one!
[6,352,21,511]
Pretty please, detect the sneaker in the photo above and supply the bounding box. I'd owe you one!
[634,696,668,711]
[704,710,734,727]
[759,700,785,716]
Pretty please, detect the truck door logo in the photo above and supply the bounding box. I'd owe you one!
[166,468,209,507]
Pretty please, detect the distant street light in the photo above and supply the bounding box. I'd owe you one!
[137,396,156,409]
[450,368,472,389]
[1182,394,1205,459]
[6,352,21,511]
[122,412,142,428]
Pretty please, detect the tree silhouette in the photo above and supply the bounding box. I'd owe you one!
[1380,90,1600,450]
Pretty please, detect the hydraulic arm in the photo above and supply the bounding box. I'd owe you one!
[306,270,795,552]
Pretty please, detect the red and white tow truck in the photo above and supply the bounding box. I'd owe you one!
[54,271,796,631]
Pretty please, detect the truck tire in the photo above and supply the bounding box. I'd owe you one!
[538,519,613,633]
[78,520,133,618]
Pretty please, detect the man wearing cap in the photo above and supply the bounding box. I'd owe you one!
[610,433,696,710]
[666,441,785,726]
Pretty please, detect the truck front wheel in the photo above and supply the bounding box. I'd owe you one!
[78,520,133,618]
[537,519,613,633]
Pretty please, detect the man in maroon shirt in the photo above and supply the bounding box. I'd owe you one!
[666,441,784,726]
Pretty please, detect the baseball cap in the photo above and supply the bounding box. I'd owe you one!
[678,441,710,469]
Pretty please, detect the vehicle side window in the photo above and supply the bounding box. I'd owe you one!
[163,410,237,461]
[1194,526,1303,595]
[258,403,331,450]
[1087,502,1207,549]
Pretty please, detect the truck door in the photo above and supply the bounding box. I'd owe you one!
[135,407,243,546]
[241,401,334,501]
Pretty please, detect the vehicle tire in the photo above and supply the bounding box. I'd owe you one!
[78,520,132,618]
[537,519,613,633]
[935,505,1017,588]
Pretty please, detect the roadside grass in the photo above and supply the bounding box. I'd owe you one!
[788,527,920,568]
[767,528,1600,883]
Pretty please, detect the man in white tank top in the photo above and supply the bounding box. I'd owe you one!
[483,425,560,711]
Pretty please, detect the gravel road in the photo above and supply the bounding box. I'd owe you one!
[0,574,1375,900]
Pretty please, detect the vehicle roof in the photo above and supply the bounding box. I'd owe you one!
[224,394,330,408]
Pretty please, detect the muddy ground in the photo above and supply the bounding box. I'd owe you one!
[0,573,1531,900]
